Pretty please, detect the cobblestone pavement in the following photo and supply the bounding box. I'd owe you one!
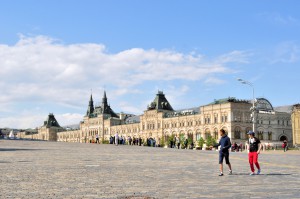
[1,140,299,199]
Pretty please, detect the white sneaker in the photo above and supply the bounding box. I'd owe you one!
[250,172,255,176]
[229,170,232,175]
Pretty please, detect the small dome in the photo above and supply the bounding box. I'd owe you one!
[255,98,274,112]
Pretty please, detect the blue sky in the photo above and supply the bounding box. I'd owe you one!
[0,0,300,128]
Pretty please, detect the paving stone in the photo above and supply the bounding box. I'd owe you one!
[0,140,299,198]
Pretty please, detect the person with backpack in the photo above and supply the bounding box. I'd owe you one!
[247,131,262,175]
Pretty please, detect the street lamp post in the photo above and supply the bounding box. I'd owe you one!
[237,78,256,132]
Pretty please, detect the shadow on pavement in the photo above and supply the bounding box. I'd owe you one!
[0,148,43,152]
[232,173,292,176]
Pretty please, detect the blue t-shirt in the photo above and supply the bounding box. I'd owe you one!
[214,135,232,153]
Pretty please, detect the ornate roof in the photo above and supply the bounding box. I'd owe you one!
[86,94,95,116]
[208,97,250,105]
[255,98,274,112]
[147,91,174,111]
[87,91,118,118]
[43,113,61,128]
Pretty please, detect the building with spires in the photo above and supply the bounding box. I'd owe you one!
[21,91,293,146]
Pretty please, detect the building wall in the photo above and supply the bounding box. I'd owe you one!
[292,105,300,145]
[31,100,292,145]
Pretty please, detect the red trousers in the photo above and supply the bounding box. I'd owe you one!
[248,152,260,172]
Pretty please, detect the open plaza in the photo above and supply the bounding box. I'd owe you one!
[1,140,299,199]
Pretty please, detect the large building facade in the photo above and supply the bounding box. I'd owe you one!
[292,104,300,146]
[21,91,293,146]
[55,91,292,145]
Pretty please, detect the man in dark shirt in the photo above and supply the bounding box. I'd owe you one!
[247,131,262,175]
[212,129,232,176]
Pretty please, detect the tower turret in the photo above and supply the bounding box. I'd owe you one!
[102,91,108,108]
[86,94,94,116]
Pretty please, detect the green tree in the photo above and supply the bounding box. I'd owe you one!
[197,137,205,149]
[160,136,165,147]
[167,134,175,147]
[206,135,217,148]
[101,139,109,144]
[179,133,185,148]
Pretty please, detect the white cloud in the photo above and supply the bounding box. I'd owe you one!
[0,112,83,129]
[258,12,299,26]
[270,41,300,64]
[204,77,225,85]
[0,35,248,128]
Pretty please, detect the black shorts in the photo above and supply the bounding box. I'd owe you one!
[219,152,230,164]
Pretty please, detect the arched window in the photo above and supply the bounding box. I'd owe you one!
[196,130,201,141]
[268,132,272,140]
[234,127,241,139]
[213,128,218,139]
[258,131,264,140]
[245,127,251,139]
[188,131,193,142]
[205,129,210,139]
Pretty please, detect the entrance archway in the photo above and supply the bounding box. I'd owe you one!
[279,135,287,141]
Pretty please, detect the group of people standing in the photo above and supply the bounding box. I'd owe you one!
[169,135,192,149]
[211,129,262,176]
[110,133,158,147]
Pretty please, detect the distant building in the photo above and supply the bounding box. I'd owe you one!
[292,104,300,146]
[21,113,65,141]
[22,91,293,145]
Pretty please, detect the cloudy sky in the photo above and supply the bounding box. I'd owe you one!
[0,0,300,129]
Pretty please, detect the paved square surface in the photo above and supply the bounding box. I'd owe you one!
[1,140,299,199]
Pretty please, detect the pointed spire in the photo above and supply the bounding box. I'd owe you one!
[86,91,94,116]
[102,90,108,105]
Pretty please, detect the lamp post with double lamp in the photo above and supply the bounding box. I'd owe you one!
[237,78,256,132]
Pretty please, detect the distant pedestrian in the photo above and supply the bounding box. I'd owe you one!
[115,133,119,146]
[191,142,194,149]
[157,137,161,147]
[175,135,180,149]
[173,136,176,148]
[247,131,262,175]
[184,139,188,149]
[239,143,243,152]
[129,136,132,145]
[95,133,100,144]
[211,129,232,176]
[283,140,288,152]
